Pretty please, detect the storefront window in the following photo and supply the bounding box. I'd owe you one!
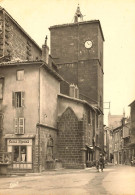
[21,146,27,162]
[13,146,19,162]
[13,146,27,163]
[7,139,32,169]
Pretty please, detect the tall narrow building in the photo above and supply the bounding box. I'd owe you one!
[49,5,104,150]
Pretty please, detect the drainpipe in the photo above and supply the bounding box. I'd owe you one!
[37,63,44,172]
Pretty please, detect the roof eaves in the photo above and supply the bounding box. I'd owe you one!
[113,125,122,132]
[129,100,135,107]
[58,94,97,112]
[0,60,42,67]
[37,123,58,131]
[49,20,105,41]
[92,106,103,115]
[0,60,63,82]
[42,63,64,82]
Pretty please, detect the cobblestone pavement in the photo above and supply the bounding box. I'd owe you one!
[0,165,135,195]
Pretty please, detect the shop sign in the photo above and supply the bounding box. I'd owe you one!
[7,139,32,146]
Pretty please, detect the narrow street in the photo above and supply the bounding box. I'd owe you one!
[0,165,135,195]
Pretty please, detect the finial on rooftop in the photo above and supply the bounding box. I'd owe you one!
[45,35,48,46]
[74,4,83,23]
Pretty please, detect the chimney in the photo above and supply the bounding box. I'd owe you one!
[121,117,127,126]
[69,84,75,97]
[69,84,79,98]
[42,36,49,64]
[75,85,79,98]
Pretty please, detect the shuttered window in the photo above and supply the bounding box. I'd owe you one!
[12,92,24,108]
[21,92,24,107]
[14,118,18,134]
[19,118,24,134]
[14,118,25,134]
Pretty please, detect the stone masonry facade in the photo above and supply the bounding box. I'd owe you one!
[0,7,41,62]
[58,107,86,169]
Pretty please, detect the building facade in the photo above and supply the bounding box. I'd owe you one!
[112,118,131,165]
[0,6,105,173]
[128,100,135,161]
[104,126,113,162]
[112,126,122,165]
[49,5,104,154]
[0,60,62,172]
[108,112,125,130]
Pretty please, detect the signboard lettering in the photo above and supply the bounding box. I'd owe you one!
[7,139,32,146]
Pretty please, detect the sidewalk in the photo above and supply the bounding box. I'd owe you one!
[0,166,96,178]
[26,166,96,177]
[0,164,114,178]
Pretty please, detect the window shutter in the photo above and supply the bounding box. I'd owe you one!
[19,118,24,134]
[21,92,24,107]
[14,118,18,134]
[12,92,15,107]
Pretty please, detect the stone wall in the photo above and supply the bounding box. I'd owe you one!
[57,107,86,168]
[0,9,41,61]
[37,125,58,171]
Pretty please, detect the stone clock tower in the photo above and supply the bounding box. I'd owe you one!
[49,5,105,153]
[49,5,104,112]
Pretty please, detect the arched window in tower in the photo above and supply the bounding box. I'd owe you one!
[46,135,53,161]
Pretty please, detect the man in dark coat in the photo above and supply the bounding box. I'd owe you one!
[98,154,104,172]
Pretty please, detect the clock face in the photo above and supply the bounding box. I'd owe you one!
[84,40,92,49]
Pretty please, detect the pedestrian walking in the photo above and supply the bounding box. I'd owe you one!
[98,154,104,172]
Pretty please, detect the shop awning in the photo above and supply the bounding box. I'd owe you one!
[86,144,94,150]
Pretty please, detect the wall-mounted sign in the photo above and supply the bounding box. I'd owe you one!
[7,139,32,146]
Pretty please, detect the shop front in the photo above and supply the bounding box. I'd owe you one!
[7,138,33,170]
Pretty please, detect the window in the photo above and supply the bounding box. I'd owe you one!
[17,70,24,81]
[12,91,24,107]
[7,139,32,169]
[0,78,4,100]
[14,118,25,134]
[13,146,27,163]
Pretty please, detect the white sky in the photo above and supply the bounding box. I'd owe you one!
[0,0,135,125]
